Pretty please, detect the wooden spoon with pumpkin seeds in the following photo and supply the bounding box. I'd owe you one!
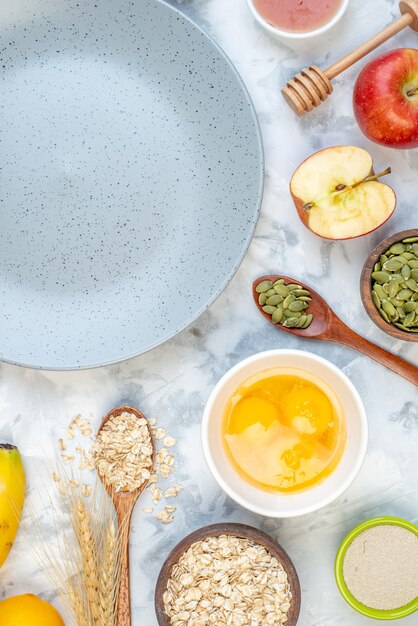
[253,275,417,386]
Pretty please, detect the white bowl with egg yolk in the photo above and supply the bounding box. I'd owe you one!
[202,349,368,518]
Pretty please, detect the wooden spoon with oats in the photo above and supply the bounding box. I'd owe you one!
[96,405,155,626]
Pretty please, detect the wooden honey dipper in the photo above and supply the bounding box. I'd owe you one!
[282,0,418,115]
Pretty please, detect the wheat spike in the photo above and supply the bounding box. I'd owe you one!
[75,498,101,625]
[99,519,117,625]
[68,584,90,626]
[20,440,122,626]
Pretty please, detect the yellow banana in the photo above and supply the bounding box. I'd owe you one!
[0,444,25,569]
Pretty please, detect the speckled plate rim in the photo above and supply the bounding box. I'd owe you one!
[2,0,264,371]
[335,516,418,620]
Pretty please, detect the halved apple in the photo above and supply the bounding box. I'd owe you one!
[290,146,396,240]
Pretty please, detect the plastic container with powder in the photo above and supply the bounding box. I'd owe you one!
[335,517,418,620]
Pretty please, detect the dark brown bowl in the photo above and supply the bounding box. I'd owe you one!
[155,523,301,626]
[361,229,418,342]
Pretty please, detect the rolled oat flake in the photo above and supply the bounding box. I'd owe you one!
[343,524,418,611]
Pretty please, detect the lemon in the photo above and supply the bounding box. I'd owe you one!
[0,594,65,626]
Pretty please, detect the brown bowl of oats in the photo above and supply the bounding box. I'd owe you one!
[155,523,301,626]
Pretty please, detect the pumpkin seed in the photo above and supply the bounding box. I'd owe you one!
[274,285,290,297]
[272,307,283,324]
[283,294,296,309]
[390,298,404,308]
[401,264,411,279]
[372,271,390,284]
[266,295,283,306]
[262,305,277,315]
[302,313,313,328]
[387,278,399,298]
[394,322,411,331]
[292,289,311,297]
[283,317,300,328]
[289,300,308,312]
[383,258,405,272]
[398,288,414,300]
[379,308,390,323]
[403,311,416,327]
[389,242,406,254]
[372,236,418,333]
[256,278,314,330]
[373,284,386,300]
[382,300,396,317]
[256,280,272,293]
[372,291,381,309]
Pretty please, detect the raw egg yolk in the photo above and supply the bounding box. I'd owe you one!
[228,396,279,434]
[222,371,346,493]
[281,387,334,435]
[281,441,315,470]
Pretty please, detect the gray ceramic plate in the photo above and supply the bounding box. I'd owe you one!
[0,0,263,369]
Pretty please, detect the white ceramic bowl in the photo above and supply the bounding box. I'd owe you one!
[246,0,350,41]
[202,349,368,518]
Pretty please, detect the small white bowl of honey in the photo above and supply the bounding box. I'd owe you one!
[202,349,368,518]
[246,0,350,41]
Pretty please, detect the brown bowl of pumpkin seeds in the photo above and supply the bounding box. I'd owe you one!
[361,229,418,342]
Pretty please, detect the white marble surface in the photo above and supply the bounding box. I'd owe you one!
[1,0,418,624]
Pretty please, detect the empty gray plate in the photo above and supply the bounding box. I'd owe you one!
[0,0,263,369]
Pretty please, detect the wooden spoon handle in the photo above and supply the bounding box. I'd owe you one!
[337,325,418,386]
[325,10,413,80]
[117,504,133,626]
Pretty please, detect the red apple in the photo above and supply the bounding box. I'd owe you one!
[290,146,396,240]
[353,48,418,149]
